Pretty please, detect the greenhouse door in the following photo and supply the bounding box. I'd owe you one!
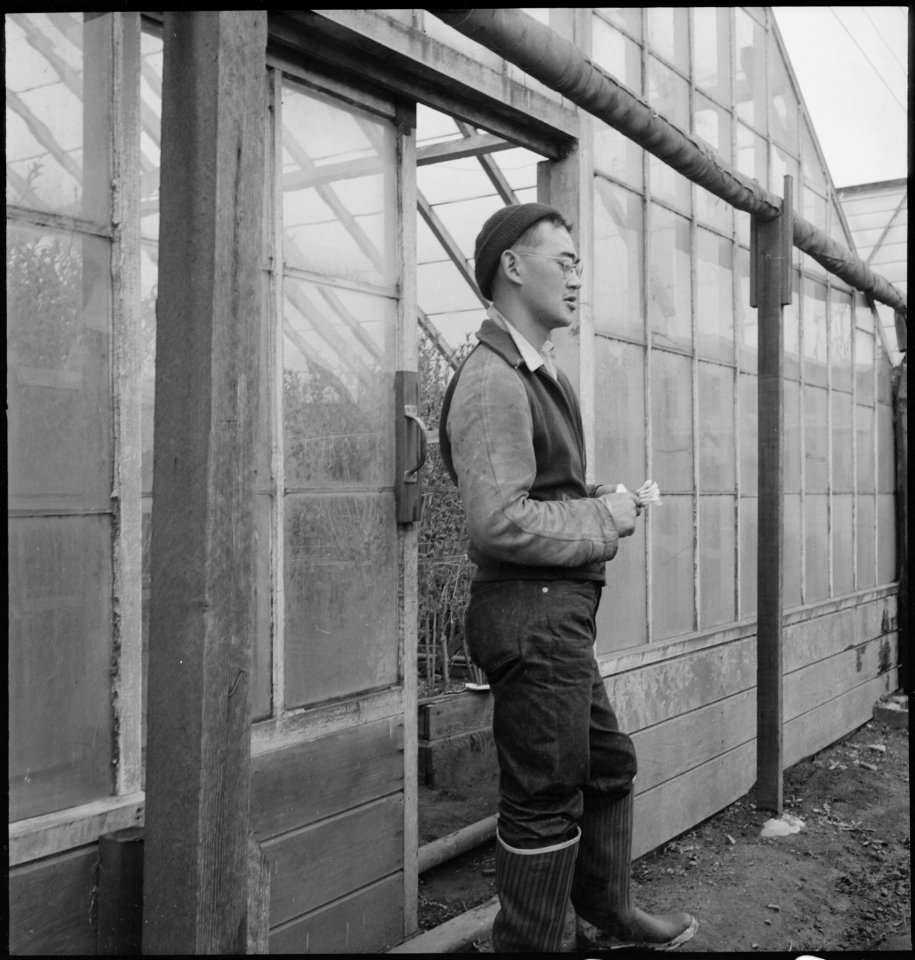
[251,64,420,951]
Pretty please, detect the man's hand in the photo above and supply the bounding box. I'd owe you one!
[599,490,642,537]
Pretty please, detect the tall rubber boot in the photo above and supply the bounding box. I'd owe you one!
[491,827,580,953]
[571,790,698,950]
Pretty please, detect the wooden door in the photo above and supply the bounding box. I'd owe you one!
[249,63,419,953]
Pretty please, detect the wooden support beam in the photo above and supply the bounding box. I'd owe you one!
[98,828,144,955]
[750,176,794,814]
[143,11,267,954]
[415,131,515,166]
[456,120,519,205]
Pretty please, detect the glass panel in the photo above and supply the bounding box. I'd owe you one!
[594,339,646,485]
[739,496,757,618]
[693,94,733,233]
[596,8,642,38]
[6,13,111,222]
[647,57,690,212]
[700,495,736,628]
[648,205,691,351]
[877,494,897,584]
[592,20,643,189]
[768,44,798,151]
[698,362,735,492]
[696,229,734,362]
[877,404,895,493]
[833,493,854,596]
[804,493,828,603]
[281,80,397,289]
[735,124,766,247]
[596,521,647,655]
[647,7,689,72]
[651,494,694,639]
[734,8,767,132]
[856,494,875,589]
[9,515,113,820]
[856,404,875,493]
[140,244,158,496]
[876,338,892,404]
[693,7,731,104]
[801,118,827,191]
[739,373,757,496]
[804,385,828,493]
[784,493,801,608]
[594,179,644,340]
[651,350,693,492]
[284,493,398,707]
[855,329,874,404]
[832,391,853,492]
[783,269,801,381]
[735,246,755,373]
[802,278,828,387]
[283,278,394,487]
[7,223,111,511]
[784,379,801,493]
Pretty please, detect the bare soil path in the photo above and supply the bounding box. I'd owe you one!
[418,713,910,952]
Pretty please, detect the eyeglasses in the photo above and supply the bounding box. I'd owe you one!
[511,250,584,280]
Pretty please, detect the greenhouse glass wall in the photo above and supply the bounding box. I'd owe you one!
[6,8,904,954]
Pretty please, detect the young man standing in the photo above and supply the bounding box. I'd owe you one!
[439,203,698,952]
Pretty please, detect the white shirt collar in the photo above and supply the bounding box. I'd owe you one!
[487,306,557,378]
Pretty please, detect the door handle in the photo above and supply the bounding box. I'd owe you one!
[395,371,424,524]
[403,404,428,484]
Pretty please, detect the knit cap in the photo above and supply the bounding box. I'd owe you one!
[473,202,566,301]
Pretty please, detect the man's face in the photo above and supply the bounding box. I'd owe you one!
[511,222,582,332]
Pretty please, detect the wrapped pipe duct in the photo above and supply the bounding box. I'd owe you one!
[430,8,906,317]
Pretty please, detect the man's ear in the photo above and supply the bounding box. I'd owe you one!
[498,249,524,288]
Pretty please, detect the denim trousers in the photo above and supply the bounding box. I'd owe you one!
[465,578,638,849]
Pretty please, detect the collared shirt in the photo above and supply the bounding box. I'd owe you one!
[487,305,557,379]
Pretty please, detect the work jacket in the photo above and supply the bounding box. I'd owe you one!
[440,317,621,582]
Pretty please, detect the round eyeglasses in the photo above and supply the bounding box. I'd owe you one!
[511,250,584,279]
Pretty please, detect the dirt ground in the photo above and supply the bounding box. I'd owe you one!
[418,713,910,952]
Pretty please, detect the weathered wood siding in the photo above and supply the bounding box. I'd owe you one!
[250,717,406,952]
[615,592,898,859]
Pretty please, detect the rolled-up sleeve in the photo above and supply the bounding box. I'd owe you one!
[446,349,619,567]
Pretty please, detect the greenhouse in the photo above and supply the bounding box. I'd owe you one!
[6,8,906,954]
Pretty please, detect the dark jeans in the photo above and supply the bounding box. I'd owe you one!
[465,578,637,849]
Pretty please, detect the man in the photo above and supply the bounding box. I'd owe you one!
[439,203,698,952]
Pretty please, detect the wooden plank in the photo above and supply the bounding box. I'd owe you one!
[604,636,757,733]
[9,792,144,867]
[420,691,493,740]
[784,671,897,768]
[251,716,404,840]
[784,633,899,721]
[791,636,898,720]
[9,846,97,956]
[388,895,499,954]
[415,131,516,165]
[632,741,757,861]
[270,873,405,954]
[98,828,144,955]
[631,688,756,795]
[246,834,270,954]
[265,794,404,927]
[420,729,499,789]
[142,12,267,955]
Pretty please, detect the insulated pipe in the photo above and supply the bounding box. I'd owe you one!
[418,814,498,874]
[430,8,907,317]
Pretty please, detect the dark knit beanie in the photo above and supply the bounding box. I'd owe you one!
[473,202,566,301]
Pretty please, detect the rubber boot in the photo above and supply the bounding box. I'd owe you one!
[491,827,580,953]
[571,790,698,950]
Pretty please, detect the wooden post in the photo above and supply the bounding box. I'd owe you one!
[750,176,793,814]
[143,11,267,954]
[98,828,144,955]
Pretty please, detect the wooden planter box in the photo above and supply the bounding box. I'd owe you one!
[418,689,497,789]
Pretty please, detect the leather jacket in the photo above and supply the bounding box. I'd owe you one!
[440,317,620,581]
